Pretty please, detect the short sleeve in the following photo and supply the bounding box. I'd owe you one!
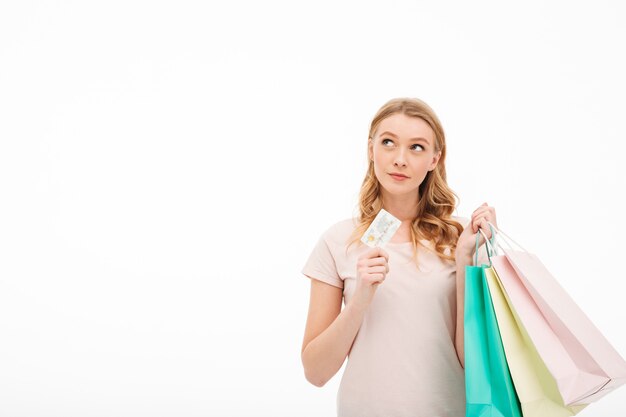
[301,232,344,289]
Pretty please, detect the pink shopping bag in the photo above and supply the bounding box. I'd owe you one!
[487,223,626,406]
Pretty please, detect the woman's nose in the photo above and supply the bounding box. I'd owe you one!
[394,149,407,167]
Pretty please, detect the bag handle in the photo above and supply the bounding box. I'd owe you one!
[473,224,497,266]
[485,221,529,253]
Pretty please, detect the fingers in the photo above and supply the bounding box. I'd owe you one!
[472,205,492,221]
[360,248,389,262]
[364,247,389,262]
[357,261,389,285]
[477,218,491,239]
[472,216,492,235]
[358,247,391,285]
[471,203,497,235]
[368,265,389,277]
[365,257,390,271]
[375,247,389,262]
[472,202,488,213]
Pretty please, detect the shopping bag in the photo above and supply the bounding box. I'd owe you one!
[484,257,588,416]
[487,222,626,406]
[464,229,522,417]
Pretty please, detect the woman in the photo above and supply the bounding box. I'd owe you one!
[300,97,498,416]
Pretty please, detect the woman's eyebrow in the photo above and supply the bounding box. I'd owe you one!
[378,131,429,144]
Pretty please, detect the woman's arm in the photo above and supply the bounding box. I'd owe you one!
[455,252,473,369]
[301,279,368,387]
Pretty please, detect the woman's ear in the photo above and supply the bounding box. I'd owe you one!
[429,151,442,171]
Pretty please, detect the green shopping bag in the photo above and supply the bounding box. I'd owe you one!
[464,226,522,417]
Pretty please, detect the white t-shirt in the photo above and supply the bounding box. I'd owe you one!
[301,216,491,417]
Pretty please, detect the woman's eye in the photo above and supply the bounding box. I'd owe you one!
[381,138,423,151]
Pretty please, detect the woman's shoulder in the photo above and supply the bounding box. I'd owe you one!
[321,217,359,240]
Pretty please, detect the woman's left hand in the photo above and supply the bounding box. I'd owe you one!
[456,202,498,260]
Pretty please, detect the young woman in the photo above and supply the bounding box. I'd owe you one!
[300,97,498,417]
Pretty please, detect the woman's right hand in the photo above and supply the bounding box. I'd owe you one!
[350,247,389,309]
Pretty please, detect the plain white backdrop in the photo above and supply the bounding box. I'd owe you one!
[1,1,625,416]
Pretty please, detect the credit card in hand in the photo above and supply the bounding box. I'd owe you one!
[360,208,401,248]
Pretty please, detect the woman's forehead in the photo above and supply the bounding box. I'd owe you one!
[375,114,434,140]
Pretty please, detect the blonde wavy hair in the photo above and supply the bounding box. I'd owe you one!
[346,97,464,268]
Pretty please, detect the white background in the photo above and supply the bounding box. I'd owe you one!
[1,1,625,416]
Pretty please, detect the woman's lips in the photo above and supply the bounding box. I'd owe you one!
[389,174,409,181]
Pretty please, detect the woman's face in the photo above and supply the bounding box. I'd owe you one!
[368,113,441,198]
